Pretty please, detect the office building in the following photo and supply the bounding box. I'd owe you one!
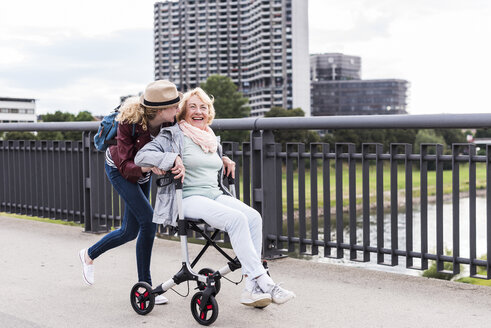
[310,53,408,116]
[311,53,361,81]
[153,0,310,116]
[0,97,37,123]
[311,79,408,115]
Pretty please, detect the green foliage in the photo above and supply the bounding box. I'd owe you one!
[323,128,419,152]
[422,250,463,281]
[475,128,491,138]
[434,129,466,150]
[4,131,38,140]
[455,255,491,286]
[414,129,446,151]
[422,261,457,280]
[264,107,320,147]
[37,110,93,140]
[75,111,94,121]
[201,75,250,143]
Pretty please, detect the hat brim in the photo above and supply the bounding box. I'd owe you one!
[140,92,183,109]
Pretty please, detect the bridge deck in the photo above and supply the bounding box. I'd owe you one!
[1,214,490,328]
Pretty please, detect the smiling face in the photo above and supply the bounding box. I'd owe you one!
[184,94,209,130]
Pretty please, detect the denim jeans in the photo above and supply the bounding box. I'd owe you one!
[88,164,157,285]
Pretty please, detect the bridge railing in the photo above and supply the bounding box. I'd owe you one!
[1,114,491,278]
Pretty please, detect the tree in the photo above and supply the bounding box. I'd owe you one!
[324,128,419,152]
[264,107,320,147]
[434,129,465,149]
[200,75,250,143]
[4,131,37,140]
[37,110,93,140]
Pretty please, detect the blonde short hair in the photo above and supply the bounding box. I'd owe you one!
[176,88,215,125]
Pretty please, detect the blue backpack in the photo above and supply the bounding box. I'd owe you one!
[93,105,121,151]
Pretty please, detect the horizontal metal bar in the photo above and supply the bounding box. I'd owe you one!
[268,235,489,267]
[3,113,491,132]
[268,152,486,163]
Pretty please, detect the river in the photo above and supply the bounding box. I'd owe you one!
[295,197,488,276]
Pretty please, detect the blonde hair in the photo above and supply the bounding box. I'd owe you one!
[116,96,161,131]
[176,88,215,125]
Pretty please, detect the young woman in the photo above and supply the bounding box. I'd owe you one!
[134,88,295,308]
[79,80,184,305]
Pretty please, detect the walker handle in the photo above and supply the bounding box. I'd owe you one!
[172,173,183,190]
[156,172,182,189]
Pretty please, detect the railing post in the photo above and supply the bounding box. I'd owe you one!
[251,129,281,259]
[82,131,93,232]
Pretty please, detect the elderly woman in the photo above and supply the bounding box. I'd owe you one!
[134,87,295,307]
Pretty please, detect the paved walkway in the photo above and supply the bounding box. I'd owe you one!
[1,215,491,328]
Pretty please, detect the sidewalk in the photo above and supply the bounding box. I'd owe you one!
[1,214,491,328]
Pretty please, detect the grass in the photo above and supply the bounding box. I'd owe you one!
[0,212,83,227]
[272,162,487,212]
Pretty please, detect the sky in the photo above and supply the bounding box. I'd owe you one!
[1,0,490,116]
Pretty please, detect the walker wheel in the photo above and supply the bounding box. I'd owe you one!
[196,268,221,294]
[130,282,155,315]
[190,292,219,326]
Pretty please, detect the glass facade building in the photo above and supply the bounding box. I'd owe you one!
[310,53,408,116]
[311,79,408,116]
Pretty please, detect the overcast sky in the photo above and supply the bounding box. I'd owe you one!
[1,0,490,115]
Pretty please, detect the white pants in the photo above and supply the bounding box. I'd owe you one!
[182,194,267,279]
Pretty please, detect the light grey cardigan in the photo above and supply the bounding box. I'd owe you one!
[134,123,231,227]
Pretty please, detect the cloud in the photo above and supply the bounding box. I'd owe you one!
[0,28,154,114]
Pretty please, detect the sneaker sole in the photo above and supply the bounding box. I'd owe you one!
[79,250,93,285]
[240,297,272,308]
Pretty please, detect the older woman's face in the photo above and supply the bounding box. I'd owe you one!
[184,95,209,130]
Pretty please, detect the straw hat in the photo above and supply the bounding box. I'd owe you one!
[140,80,182,109]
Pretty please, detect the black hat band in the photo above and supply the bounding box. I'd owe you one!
[143,96,180,107]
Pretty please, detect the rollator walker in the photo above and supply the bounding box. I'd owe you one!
[129,173,268,326]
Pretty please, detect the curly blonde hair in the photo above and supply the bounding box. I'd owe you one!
[176,88,215,125]
[116,96,161,131]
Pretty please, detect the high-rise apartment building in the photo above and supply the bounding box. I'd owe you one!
[153,0,310,116]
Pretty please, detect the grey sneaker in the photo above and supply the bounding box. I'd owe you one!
[240,283,272,307]
[270,283,295,304]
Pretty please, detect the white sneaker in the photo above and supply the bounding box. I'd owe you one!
[155,294,168,305]
[270,283,295,304]
[240,283,272,307]
[78,249,94,285]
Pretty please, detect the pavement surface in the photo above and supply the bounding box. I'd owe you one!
[1,214,491,328]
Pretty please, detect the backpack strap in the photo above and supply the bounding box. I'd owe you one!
[132,123,136,137]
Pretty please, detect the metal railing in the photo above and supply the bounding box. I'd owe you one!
[1,113,491,278]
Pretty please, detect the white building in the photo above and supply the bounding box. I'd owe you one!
[0,97,37,123]
[153,0,310,116]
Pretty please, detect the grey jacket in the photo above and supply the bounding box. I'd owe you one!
[134,123,231,227]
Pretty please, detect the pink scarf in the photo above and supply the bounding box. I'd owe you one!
[178,120,217,153]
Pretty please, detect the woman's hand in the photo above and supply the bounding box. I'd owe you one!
[141,166,152,173]
[141,166,166,175]
[171,155,185,182]
[151,167,167,175]
[222,156,236,178]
